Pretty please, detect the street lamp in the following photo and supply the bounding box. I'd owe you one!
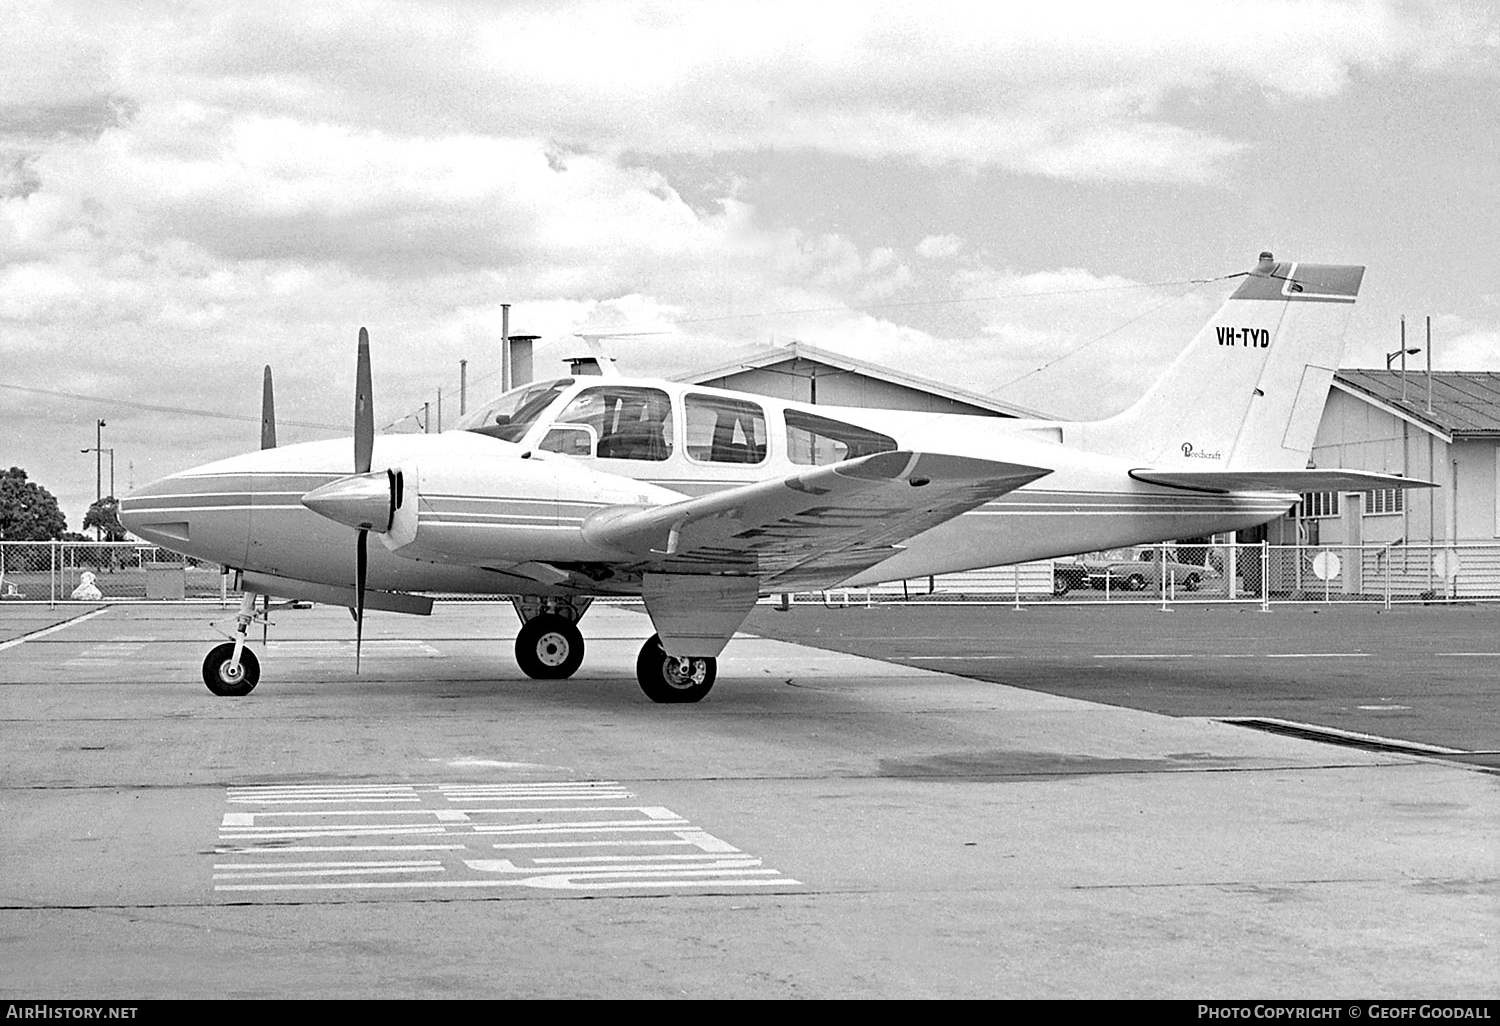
[81,420,115,540]
[1387,344,1422,403]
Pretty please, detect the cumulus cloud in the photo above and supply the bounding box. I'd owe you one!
[2,0,1498,525]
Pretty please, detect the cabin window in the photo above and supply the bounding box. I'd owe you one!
[785,410,897,465]
[539,424,597,457]
[685,394,767,464]
[553,386,673,461]
[458,378,573,442]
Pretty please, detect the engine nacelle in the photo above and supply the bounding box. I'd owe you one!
[380,450,685,566]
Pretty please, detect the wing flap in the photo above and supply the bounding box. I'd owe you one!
[583,451,1051,589]
[1130,468,1436,494]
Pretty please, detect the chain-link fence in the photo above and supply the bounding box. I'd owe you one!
[794,541,1497,609]
[0,540,1492,608]
[0,542,229,603]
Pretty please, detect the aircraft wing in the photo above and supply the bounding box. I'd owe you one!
[1130,468,1436,494]
[582,451,1052,590]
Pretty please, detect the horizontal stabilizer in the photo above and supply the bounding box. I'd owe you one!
[1130,468,1436,495]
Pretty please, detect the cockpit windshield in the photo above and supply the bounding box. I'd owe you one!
[456,378,574,442]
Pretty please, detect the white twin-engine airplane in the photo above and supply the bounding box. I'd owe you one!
[120,252,1426,703]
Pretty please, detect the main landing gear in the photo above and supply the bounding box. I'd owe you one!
[512,596,590,680]
[635,634,716,704]
[511,596,717,703]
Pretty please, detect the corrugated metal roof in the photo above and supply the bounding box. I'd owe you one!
[1335,370,1500,436]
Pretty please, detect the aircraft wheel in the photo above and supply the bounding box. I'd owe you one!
[203,643,260,696]
[516,614,585,679]
[1183,573,1202,592]
[636,634,715,704]
[1125,573,1147,592]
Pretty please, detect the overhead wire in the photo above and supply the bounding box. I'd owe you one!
[387,271,1243,426]
[0,381,343,431]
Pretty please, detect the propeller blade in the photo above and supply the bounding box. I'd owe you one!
[260,366,277,450]
[353,328,373,673]
[355,327,373,475]
[355,528,367,673]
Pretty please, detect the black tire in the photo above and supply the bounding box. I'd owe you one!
[203,642,260,696]
[515,614,585,679]
[636,634,715,704]
[1125,573,1147,592]
[1183,573,1202,592]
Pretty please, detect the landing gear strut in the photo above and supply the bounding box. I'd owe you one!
[202,591,261,696]
[635,634,716,704]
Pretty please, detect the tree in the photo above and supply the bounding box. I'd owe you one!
[83,496,127,542]
[0,467,68,541]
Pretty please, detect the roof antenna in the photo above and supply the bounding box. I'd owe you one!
[1253,251,1275,276]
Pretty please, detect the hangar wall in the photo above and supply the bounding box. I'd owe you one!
[693,358,1005,416]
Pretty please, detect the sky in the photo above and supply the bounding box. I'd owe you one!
[2,0,1497,533]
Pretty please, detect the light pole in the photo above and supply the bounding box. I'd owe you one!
[81,421,115,540]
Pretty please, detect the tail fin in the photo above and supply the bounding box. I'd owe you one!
[1077,254,1364,471]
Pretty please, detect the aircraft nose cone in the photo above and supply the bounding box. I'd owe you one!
[116,466,252,567]
[302,472,394,532]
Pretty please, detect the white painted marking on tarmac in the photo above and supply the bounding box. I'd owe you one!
[215,865,445,880]
[0,609,112,651]
[1095,652,1368,660]
[1358,705,1411,711]
[436,758,568,771]
[215,860,441,870]
[266,640,440,657]
[213,780,801,896]
[216,844,468,854]
[215,875,795,893]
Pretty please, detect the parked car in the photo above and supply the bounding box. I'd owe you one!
[1052,561,1092,594]
[1083,548,1220,592]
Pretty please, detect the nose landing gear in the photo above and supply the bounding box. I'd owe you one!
[202,591,262,696]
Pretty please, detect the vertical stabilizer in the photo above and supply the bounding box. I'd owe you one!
[1076,254,1363,471]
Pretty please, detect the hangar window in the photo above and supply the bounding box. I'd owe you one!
[685,394,767,464]
[785,410,897,465]
[1364,488,1404,515]
[1300,491,1341,518]
[553,386,674,461]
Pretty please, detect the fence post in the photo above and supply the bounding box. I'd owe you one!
[50,540,57,606]
[1260,541,1271,612]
